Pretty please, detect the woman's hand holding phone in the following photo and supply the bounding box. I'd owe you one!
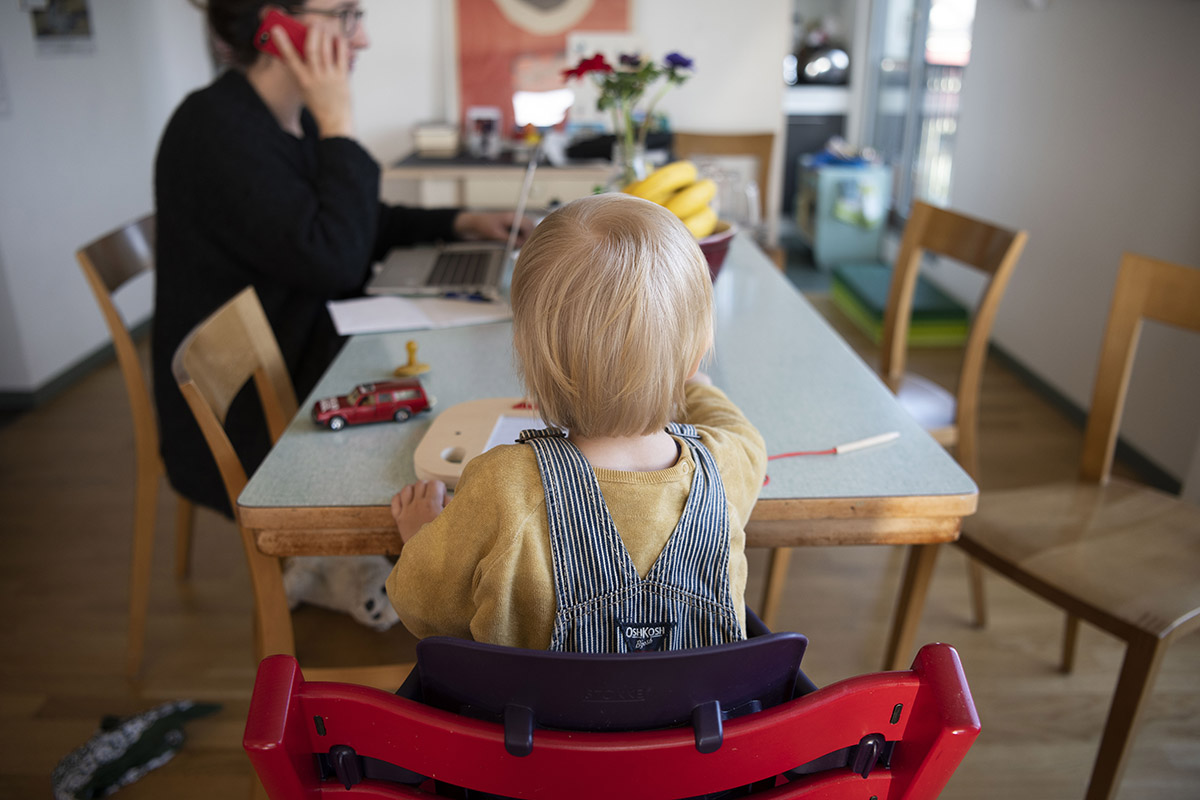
[269,16,355,139]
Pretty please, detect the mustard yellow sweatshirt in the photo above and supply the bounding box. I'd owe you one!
[386,383,767,649]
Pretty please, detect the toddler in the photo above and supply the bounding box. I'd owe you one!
[386,193,767,653]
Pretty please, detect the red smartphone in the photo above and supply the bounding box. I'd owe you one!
[254,8,309,60]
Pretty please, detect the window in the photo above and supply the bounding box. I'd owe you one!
[862,0,976,214]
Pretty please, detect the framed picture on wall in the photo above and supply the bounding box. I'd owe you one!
[29,0,94,55]
[456,0,629,141]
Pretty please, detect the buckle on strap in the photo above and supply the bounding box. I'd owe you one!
[518,427,567,443]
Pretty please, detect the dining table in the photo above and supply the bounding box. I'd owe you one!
[238,234,978,667]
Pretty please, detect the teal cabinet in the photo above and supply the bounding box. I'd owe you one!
[795,163,891,269]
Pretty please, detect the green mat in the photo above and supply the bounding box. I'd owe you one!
[831,262,968,346]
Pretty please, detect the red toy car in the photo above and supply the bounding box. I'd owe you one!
[312,379,432,431]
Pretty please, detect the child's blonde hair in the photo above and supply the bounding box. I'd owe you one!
[511,193,713,438]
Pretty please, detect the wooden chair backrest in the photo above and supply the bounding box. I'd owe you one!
[170,287,297,509]
[1080,253,1200,483]
[672,132,775,220]
[171,287,299,658]
[78,214,156,293]
[76,214,158,462]
[881,201,1028,477]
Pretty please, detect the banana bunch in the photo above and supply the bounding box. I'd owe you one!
[623,161,719,239]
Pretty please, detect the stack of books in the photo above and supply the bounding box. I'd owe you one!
[414,123,460,158]
[830,262,968,346]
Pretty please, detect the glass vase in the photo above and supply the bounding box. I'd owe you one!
[608,139,649,192]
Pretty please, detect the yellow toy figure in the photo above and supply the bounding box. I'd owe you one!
[394,340,430,377]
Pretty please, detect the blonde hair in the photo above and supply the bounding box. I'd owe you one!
[511,193,713,438]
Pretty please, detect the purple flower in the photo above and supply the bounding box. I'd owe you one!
[664,52,694,69]
[619,53,643,68]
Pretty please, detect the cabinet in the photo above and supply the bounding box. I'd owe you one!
[783,113,845,214]
[383,154,610,210]
[795,163,891,269]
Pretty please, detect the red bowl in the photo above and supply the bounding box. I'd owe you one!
[698,221,737,282]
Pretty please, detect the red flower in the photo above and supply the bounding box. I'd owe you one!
[562,53,614,80]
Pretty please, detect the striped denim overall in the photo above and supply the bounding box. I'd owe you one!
[519,423,744,654]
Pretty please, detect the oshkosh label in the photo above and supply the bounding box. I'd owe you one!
[617,620,674,652]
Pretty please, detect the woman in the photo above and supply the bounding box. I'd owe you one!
[154,1,526,514]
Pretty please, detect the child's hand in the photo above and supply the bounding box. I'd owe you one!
[391,480,447,543]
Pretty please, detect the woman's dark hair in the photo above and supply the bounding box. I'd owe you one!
[190,0,291,68]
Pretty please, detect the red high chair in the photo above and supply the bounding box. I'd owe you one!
[244,637,979,799]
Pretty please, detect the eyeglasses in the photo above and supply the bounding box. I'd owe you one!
[287,5,365,38]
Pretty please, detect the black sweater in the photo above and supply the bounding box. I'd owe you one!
[153,70,459,515]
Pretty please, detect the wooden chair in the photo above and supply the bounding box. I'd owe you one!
[672,131,784,269]
[761,202,1028,639]
[171,286,411,691]
[76,214,196,677]
[245,643,980,799]
[891,253,1200,800]
[672,132,774,221]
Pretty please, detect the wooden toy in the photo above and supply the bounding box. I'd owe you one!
[394,339,431,377]
[413,397,544,489]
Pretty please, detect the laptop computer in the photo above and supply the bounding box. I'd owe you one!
[366,151,539,301]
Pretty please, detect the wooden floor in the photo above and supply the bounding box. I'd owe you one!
[1,294,1197,799]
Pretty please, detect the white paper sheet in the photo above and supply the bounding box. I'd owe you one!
[326,296,511,335]
[483,414,548,452]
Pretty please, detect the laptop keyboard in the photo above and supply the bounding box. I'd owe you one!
[427,250,492,287]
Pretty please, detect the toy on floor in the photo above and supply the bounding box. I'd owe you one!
[52,700,221,800]
[311,377,431,431]
[282,555,400,632]
[394,339,431,377]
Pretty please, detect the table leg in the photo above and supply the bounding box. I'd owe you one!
[758,547,793,630]
[882,543,941,671]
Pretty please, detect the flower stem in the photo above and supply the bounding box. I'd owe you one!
[637,84,672,149]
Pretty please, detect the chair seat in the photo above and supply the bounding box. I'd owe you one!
[959,477,1200,639]
[895,373,957,432]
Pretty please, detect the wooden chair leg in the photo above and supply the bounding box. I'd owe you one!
[882,543,941,671]
[759,547,793,630]
[1084,635,1169,800]
[174,495,196,579]
[126,464,159,677]
[967,555,987,627]
[239,527,295,660]
[1061,613,1081,674]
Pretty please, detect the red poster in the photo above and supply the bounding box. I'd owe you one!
[457,0,629,137]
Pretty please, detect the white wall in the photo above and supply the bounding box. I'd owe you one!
[0,0,789,397]
[353,0,447,168]
[0,0,210,392]
[936,0,1200,480]
[634,0,791,233]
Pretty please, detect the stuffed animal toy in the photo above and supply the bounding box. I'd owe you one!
[282,555,400,632]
